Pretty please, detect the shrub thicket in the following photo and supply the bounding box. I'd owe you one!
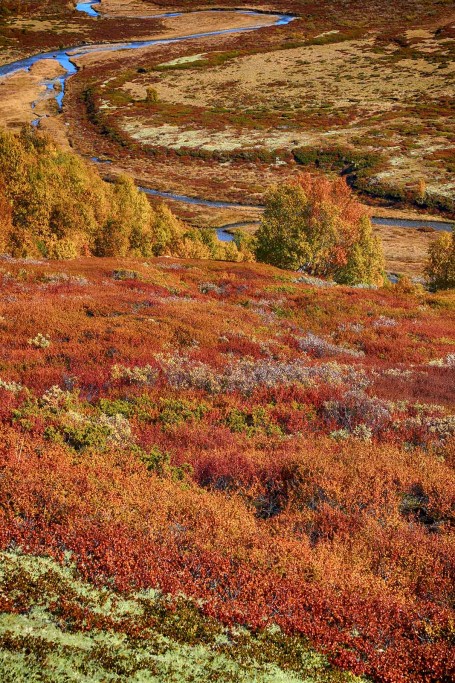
[255,173,384,285]
[0,255,454,683]
[0,128,249,262]
[0,128,155,258]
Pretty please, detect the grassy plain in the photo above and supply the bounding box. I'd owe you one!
[63,1,455,204]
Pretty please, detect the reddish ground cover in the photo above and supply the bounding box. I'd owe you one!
[0,256,453,681]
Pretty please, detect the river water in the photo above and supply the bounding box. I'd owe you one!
[140,188,454,241]
[76,1,101,17]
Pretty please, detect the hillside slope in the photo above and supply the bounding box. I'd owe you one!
[0,256,453,682]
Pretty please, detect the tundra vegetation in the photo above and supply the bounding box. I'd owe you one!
[60,0,455,222]
[0,253,453,682]
[0,2,454,682]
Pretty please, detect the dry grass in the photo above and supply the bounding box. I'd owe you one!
[0,1,453,278]
[0,59,64,128]
[106,32,454,200]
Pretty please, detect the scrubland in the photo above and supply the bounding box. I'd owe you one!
[0,255,453,681]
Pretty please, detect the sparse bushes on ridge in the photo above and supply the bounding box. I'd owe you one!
[255,173,385,285]
[426,229,455,290]
[292,144,383,177]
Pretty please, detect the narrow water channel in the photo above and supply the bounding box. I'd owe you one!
[140,188,454,241]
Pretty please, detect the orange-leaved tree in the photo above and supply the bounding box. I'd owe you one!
[255,173,384,285]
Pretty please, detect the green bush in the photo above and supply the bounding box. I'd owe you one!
[141,446,193,481]
[44,421,112,452]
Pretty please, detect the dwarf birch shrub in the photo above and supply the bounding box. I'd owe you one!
[323,390,392,434]
[111,364,158,385]
[298,332,364,358]
[157,354,369,395]
[28,333,51,349]
[428,353,455,368]
[40,385,73,410]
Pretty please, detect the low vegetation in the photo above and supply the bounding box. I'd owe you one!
[0,255,453,682]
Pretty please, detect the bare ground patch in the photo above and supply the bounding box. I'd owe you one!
[0,58,65,129]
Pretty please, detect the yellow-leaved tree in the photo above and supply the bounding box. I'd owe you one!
[0,127,276,264]
[255,173,384,285]
[0,128,186,260]
[425,230,455,290]
[0,178,12,253]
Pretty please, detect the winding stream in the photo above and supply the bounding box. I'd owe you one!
[140,187,454,241]
[0,9,295,101]
[76,1,101,17]
[0,4,452,240]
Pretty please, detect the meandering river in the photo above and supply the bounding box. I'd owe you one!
[0,4,452,240]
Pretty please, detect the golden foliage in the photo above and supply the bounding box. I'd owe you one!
[426,230,455,290]
[0,129,184,259]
